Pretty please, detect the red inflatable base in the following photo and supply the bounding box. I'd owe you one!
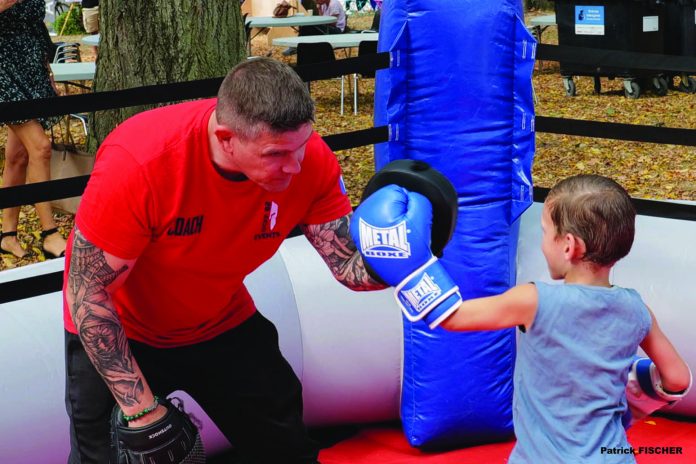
[318,416,696,464]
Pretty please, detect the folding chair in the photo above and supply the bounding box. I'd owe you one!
[297,42,346,115]
[370,9,381,32]
[242,13,253,56]
[53,43,89,140]
[352,40,378,115]
[53,42,81,64]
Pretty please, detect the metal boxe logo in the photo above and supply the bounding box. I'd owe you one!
[401,273,441,313]
[358,218,411,258]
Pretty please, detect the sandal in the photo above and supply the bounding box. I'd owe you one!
[0,231,27,259]
[41,227,66,259]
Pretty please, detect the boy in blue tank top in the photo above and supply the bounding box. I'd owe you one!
[352,172,693,462]
[435,174,692,463]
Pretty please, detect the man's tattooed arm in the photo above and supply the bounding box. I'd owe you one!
[66,226,155,415]
[301,214,387,291]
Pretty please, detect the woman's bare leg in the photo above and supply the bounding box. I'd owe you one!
[10,120,67,257]
[1,127,30,258]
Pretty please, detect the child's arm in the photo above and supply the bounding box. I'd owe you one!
[439,283,538,332]
[624,306,692,426]
[640,306,692,393]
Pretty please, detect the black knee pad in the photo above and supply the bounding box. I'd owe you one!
[361,159,458,258]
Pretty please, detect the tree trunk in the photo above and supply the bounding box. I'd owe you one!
[89,0,246,151]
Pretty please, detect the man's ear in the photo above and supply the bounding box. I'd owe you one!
[213,125,236,152]
[563,233,586,261]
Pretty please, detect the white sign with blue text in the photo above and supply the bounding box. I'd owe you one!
[642,16,659,32]
[574,5,605,36]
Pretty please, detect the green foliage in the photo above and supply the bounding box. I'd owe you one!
[526,0,554,10]
[53,6,86,36]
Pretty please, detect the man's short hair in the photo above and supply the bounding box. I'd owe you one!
[216,57,314,139]
[545,174,636,267]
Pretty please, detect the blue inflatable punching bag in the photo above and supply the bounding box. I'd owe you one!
[373,0,536,449]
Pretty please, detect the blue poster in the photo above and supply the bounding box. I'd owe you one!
[575,5,605,35]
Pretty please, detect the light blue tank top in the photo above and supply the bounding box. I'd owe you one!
[509,282,652,464]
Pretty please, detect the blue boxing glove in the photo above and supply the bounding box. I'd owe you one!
[351,184,462,329]
[624,357,692,428]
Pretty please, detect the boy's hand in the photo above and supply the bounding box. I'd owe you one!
[351,185,462,328]
[624,357,692,427]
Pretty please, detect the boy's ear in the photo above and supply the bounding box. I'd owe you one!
[563,233,587,261]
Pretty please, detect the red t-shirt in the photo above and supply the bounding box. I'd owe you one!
[63,98,352,347]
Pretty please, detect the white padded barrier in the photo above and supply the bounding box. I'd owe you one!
[0,259,68,463]
[1,207,695,462]
[0,236,401,463]
[249,236,402,426]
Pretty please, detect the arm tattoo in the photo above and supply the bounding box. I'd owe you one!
[301,214,385,291]
[68,228,143,407]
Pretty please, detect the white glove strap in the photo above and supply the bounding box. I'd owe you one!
[394,256,460,323]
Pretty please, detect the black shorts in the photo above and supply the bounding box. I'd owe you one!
[65,311,319,463]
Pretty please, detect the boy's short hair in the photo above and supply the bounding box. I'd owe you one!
[216,57,315,140]
[545,174,636,266]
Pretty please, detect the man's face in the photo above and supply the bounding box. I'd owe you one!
[220,123,313,192]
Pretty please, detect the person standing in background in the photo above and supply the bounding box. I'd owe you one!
[0,0,67,260]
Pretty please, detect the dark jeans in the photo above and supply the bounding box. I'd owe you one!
[65,312,319,464]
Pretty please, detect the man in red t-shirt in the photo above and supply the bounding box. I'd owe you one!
[63,57,384,464]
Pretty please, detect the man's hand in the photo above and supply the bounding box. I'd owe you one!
[111,397,205,464]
